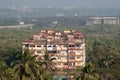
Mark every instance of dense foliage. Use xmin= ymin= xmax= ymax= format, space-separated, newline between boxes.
xmin=0 ymin=17 xmax=120 ymax=79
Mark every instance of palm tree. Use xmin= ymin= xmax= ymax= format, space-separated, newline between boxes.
xmin=11 ymin=50 xmax=39 ymax=80
xmin=0 ymin=61 xmax=12 ymax=80
xmin=0 ymin=61 xmax=6 ymax=80
xmin=77 ymin=62 xmax=100 ymax=80
xmin=42 ymin=52 xmax=55 ymax=71
xmin=38 ymin=52 xmax=56 ymax=80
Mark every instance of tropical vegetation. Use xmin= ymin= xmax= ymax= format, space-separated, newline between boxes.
xmin=0 ymin=17 xmax=120 ymax=79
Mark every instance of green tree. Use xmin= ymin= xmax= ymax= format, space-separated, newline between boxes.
xmin=11 ymin=50 xmax=39 ymax=80
xmin=77 ymin=62 xmax=100 ymax=80
xmin=38 ymin=52 xmax=56 ymax=80
xmin=0 ymin=61 xmax=12 ymax=80
xmin=42 ymin=52 xmax=55 ymax=71
xmin=100 ymin=55 xmax=114 ymax=68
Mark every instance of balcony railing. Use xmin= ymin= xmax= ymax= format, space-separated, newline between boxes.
xmin=68 ymin=59 xmax=76 ymax=62
xmin=63 ymin=65 xmax=76 ymax=69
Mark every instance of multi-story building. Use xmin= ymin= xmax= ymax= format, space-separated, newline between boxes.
xmin=22 ymin=30 xmax=85 ymax=74
xmin=86 ymin=17 xmax=120 ymax=25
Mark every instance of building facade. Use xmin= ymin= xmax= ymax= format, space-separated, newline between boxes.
xmin=86 ymin=17 xmax=120 ymax=25
xmin=22 ymin=30 xmax=85 ymax=74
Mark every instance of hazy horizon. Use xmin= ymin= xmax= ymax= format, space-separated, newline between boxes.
xmin=0 ymin=0 xmax=120 ymax=9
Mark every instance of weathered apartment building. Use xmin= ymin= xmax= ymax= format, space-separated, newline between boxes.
xmin=22 ymin=30 xmax=85 ymax=74
xmin=86 ymin=17 xmax=120 ymax=25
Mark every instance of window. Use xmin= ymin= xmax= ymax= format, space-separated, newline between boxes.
xmin=48 ymin=50 xmax=57 ymax=53
xmin=30 ymin=44 xmax=35 ymax=47
xmin=37 ymin=51 xmax=41 ymax=53
xmin=44 ymin=45 xmax=46 ymax=47
xmin=68 ymin=62 xmax=75 ymax=66
xmin=69 ymin=45 xmax=75 ymax=47
xmin=63 ymin=63 xmax=68 ymax=65
xmin=48 ymin=45 xmax=51 ymax=47
xmin=76 ymin=44 xmax=80 ymax=47
xmin=69 ymin=56 xmax=75 ymax=59
xmin=53 ymin=45 xmax=56 ymax=47
xmin=77 ymin=56 xmax=80 ymax=59
xmin=25 ymin=44 xmax=29 ymax=47
xmin=63 ymin=45 xmax=67 ymax=47
xmin=37 ymin=45 xmax=41 ymax=47
xmin=53 ymin=51 xmax=57 ymax=53
xmin=48 ymin=51 xmax=52 ymax=53
xmin=77 ymin=34 xmax=80 ymax=36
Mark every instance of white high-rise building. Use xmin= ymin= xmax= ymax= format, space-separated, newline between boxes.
xmin=22 ymin=30 xmax=85 ymax=74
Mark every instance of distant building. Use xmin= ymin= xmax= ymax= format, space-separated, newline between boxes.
xmin=19 ymin=22 xmax=24 ymax=25
xmin=56 ymin=14 xmax=65 ymax=17
xmin=22 ymin=30 xmax=85 ymax=74
xmin=86 ymin=17 xmax=120 ymax=25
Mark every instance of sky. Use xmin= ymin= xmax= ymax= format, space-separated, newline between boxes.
xmin=0 ymin=0 xmax=120 ymax=9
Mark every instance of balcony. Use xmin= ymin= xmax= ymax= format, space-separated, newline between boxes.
xmin=63 ymin=65 xmax=76 ymax=69
xmin=75 ymin=39 xmax=83 ymax=43
xmin=75 ymin=58 xmax=83 ymax=62
xmin=75 ymin=52 xmax=83 ymax=56
xmin=37 ymin=53 xmax=44 ymax=56
xmin=63 ymin=65 xmax=68 ymax=69
xmin=34 ymin=47 xmax=46 ymax=51
xmin=35 ymin=47 xmax=42 ymax=50
xmin=60 ymin=54 xmax=67 ymax=57
xmin=68 ymin=47 xmax=76 ymax=50
xmin=68 ymin=66 xmax=76 ymax=69
xmin=60 ymin=59 xmax=67 ymax=62
xmin=75 ymin=47 xmax=84 ymax=50
xmin=68 ymin=59 xmax=76 ymax=62
xmin=50 ymin=53 xmax=59 ymax=56
xmin=61 ymin=48 xmax=67 ymax=51
xmin=76 ymin=62 xmax=84 ymax=66
xmin=56 ymin=65 xmax=62 ymax=68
